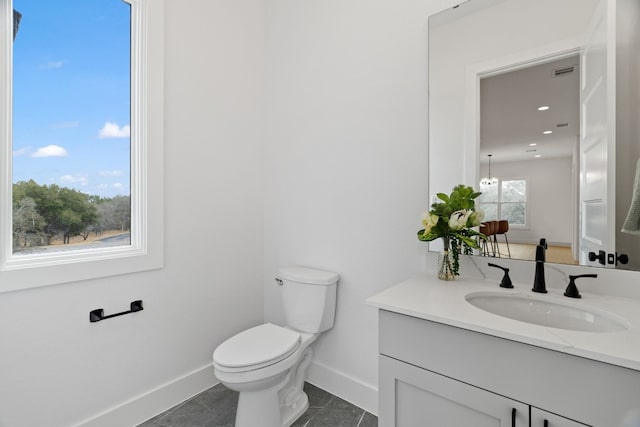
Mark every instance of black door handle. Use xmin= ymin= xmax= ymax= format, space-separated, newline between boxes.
xmin=588 ymin=250 xmax=606 ymax=265
xmin=544 ymin=420 xmax=549 ymax=427
xmin=512 ymin=408 xmax=516 ymax=427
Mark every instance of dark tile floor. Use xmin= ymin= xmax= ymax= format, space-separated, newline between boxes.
xmin=138 ymin=382 xmax=377 ymax=427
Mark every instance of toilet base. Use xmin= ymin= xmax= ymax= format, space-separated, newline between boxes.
xmin=279 ymin=347 xmax=314 ymax=426
xmin=234 ymin=373 xmax=290 ymax=427
xmin=281 ymin=392 xmax=309 ymax=427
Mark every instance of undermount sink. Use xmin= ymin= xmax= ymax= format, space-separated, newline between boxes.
xmin=465 ymin=291 xmax=629 ymax=333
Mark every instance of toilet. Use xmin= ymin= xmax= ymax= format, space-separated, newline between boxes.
xmin=213 ymin=266 xmax=339 ymax=427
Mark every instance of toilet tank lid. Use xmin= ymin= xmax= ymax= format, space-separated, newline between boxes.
xmin=278 ymin=267 xmax=339 ymax=286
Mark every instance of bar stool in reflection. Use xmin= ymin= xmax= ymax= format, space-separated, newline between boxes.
xmin=479 ymin=222 xmax=490 ymax=256
xmin=495 ymin=220 xmax=511 ymax=258
xmin=480 ymin=221 xmax=497 ymax=257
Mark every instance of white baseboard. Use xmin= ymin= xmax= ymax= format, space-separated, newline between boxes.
xmin=70 ymin=360 xmax=378 ymax=426
xmin=72 ymin=364 xmax=217 ymax=427
xmin=307 ymin=360 xmax=378 ymax=416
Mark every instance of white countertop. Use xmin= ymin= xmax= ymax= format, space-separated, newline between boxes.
xmin=367 ymin=274 xmax=640 ymax=372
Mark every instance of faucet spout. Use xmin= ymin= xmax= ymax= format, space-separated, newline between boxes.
xmin=535 ymin=243 xmax=546 ymax=262
xmin=532 ymin=244 xmax=547 ymax=293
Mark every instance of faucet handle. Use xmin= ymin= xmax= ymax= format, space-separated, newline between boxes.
xmin=488 ymin=263 xmax=513 ymax=288
xmin=564 ymin=274 xmax=598 ymax=299
xmin=539 ymin=238 xmax=548 ymax=250
xmin=535 ymin=245 xmax=546 ymax=262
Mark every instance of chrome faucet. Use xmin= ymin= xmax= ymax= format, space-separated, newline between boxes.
xmin=532 ymin=244 xmax=547 ymax=293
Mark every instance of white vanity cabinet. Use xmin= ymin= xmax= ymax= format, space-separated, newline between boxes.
xmin=380 ymin=355 xmax=588 ymax=427
xmin=381 ymin=355 xmax=529 ymax=426
xmin=377 ymin=309 xmax=640 ymax=427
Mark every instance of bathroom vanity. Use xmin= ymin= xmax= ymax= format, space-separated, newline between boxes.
xmin=367 ymin=275 xmax=640 ymax=427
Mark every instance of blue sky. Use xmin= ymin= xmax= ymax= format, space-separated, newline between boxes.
xmin=12 ymin=0 xmax=131 ymax=198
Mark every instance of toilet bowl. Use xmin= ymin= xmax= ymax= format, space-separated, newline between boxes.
xmin=213 ymin=267 xmax=339 ymax=427
xmin=214 ymin=324 xmax=317 ymax=426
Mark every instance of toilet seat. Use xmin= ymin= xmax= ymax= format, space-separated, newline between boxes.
xmin=213 ymin=323 xmax=301 ymax=372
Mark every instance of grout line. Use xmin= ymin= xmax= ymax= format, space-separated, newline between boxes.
xmin=355 ymin=410 xmax=366 ymax=427
xmin=302 ymin=408 xmax=315 ymax=427
xmin=320 ymin=395 xmax=334 ymax=409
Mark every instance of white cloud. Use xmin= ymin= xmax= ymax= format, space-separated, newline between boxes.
xmin=112 ymin=183 xmax=124 ymax=189
xmin=40 ymin=61 xmax=64 ymax=69
xmin=13 ymin=147 xmax=30 ymax=157
xmin=60 ymin=174 xmax=89 ymax=186
xmin=99 ymin=122 xmax=130 ymax=139
xmin=31 ymin=145 xmax=68 ymax=158
xmin=99 ymin=170 xmax=123 ymax=177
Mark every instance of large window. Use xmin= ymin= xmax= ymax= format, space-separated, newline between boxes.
xmin=478 ymin=179 xmax=527 ymax=226
xmin=12 ymin=0 xmax=132 ymax=255
xmin=1 ymin=0 xmax=165 ymax=292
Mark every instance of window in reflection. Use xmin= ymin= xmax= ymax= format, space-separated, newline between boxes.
xmin=479 ymin=179 xmax=527 ymax=226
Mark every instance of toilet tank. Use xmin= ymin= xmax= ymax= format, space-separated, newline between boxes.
xmin=277 ymin=267 xmax=339 ymax=333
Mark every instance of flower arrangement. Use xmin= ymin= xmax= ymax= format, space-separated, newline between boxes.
xmin=418 ymin=185 xmax=486 ymax=278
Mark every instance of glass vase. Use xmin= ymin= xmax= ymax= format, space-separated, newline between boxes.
xmin=438 ymin=249 xmax=456 ymax=281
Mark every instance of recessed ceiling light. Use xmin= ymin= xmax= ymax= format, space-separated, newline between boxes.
xmin=538 ymin=106 xmax=550 ymax=111
xmin=535 ymin=154 xmax=542 ymax=158
xmin=543 ymin=130 xmax=553 ymax=135
xmin=529 ymin=143 xmax=537 ymax=146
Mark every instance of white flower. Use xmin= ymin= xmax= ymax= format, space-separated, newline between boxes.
xmin=421 ymin=212 xmax=439 ymax=233
xmin=449 ymin=210 xmax=472 ymax=230
xmin=469 ymin=209 xmax=485 ymax=227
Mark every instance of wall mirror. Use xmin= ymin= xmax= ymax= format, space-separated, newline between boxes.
xmin=428 ymin=0 xmax=640 ymax=271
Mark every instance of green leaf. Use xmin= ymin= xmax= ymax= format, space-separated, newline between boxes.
xmin=417 ymin=229 xmax=439 ymax=242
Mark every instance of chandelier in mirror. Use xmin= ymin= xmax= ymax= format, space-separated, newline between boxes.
xmin=480 ymin=154 xmax=498 ymax=187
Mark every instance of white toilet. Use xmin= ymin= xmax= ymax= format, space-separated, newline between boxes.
xmin=213 ymin=266 xmax=339 ymax=427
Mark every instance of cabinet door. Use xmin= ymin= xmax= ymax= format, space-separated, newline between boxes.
xmin=531 ymin=407 xmax=592 ymax=427
xmin=379 ymin=355 xmax=528 ymax=427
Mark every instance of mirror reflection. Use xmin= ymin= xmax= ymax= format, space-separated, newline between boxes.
xmin=478 ymin=55 xmax=579 ymax=265
xmin=428 ymin=0 xmax=640 ymax=270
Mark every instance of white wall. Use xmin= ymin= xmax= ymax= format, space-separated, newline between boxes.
xmin=479 ymin=157 xmax=574 ymax=245
xmin=0 ymin=1 xmax=265 ymax=426
xmin=262 ymin=0 xmax=459 ymax=413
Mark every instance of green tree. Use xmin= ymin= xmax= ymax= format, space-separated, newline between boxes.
xmin=13 ymin=180 xmax=98 ymax=245
xmin=13 ymin=197 xmax=45 ymax=248
xmin=56 ymin=187 xmax=98 ymax=243
xmin=95 ymin=195 xmax=131 ymax=233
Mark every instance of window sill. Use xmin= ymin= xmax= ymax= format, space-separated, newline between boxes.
xmin=0 ymin=236 xmax=163 ymax=293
